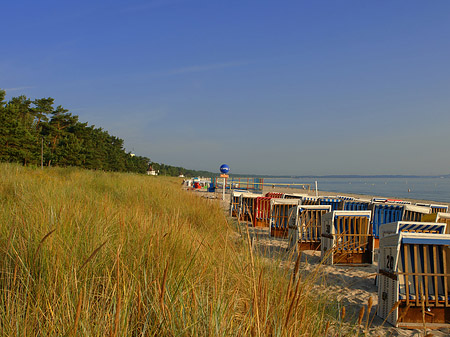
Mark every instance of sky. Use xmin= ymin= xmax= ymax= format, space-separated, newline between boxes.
xmin=2 ymin=0 xmax=450 ymax=176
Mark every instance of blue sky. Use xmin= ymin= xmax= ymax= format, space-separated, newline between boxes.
xmin=2 ymin=0 xmax=450 ymax=175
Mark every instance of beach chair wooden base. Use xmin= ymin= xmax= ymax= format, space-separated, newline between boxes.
xmin=397 ymin=304 xmax=450 ymax=329
xmin=374 ymin=238 xmax=379 ymax=249
xmin=397 ymin=322 xmax=450 ymax=329
xmin=333 ymin=251 xmax=372 ymax=265
xmin=232 ymin=210 xmax=238 ymax=217
xmin=254 ymin=219 xmax=269 ymax=228
xmin=271 ymin=228 xmax=288 ymax=238
xmin=298 ymin=241 xmax=320 ymax=251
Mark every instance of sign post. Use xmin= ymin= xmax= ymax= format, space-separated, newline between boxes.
xmin=219 ymin=164 xmax=230 ymax=200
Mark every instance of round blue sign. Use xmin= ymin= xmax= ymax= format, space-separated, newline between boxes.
xmin=220 ymin=164 xmax=230 ymax=174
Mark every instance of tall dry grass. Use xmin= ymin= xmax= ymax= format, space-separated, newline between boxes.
xmin=0 ymin=163 xmax=342 ymax=336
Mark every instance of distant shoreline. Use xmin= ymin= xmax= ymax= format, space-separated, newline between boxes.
xmin=230 ymin=174 xmax=450 ymax=179
xmin=260 ymin=185 xmax=450 ymax=207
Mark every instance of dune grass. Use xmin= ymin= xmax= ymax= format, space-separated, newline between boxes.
xmin=0 ymin=163 xmax=345 ymax=336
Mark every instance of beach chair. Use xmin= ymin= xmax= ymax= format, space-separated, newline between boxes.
xmin=239 ymin=193 xmax=259 ymax=222
xmin=422 ymin=213 xmax=450 ymax=234
xmin=337 ymin=195 xmax=355 ymax=201
xmin=253 ymin=197 xmax=273 ymax=228
xmin=436 ymin=213 xmax=450 ymax=230
xmin=265 ymin=192 xmax=284 ymax=198
xmin=378 ymin=231 xmax=450 ymax=328
xmin=371 ymin=203 xmax=431 ymax=249
xmin=321 ymin=211 xmax=373 ymax=265
xmin=379 ymin=221 xmax=446 ymax=240
xmin=376 ymin=221 xmax=447 ymax=287
xmin=402 ymin=204 xmax=431 ymax=222
xmin=416 ymin=203 xmax=449 ymax=214
xmin=319 ymin=197 xmax=342 ymax=211
xmin=370 ymin=203 xmax=404 ymax=241
xmin=340 ymin=199 xmax=371 ymax=211
xmin=270 ymin=199 xmax=300 ymax=238
xmin=230 ymin=191 xmax=244 ymax=217
xmin=301 ymin=196 xmax=320 ymax=206
xmin=287 ymin=205 xmax=331 ymax=251
xmin=387 ymin=199 xmax=412 ymax=205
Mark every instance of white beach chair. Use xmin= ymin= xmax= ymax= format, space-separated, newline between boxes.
xmin=378 ymin=231 xmax=450 ymax=328
xmin=321 ymin=211 xmax=373 ymax=265
xmin=379 ymin=221 xmax=446 ymax=240
xmin=269 ymin=199 xmax=300 ymax=238
xmin=287 ymin=205 xmax=331 ymax=251
xmin=239 ymin=192 xmax=260 ymax=222
xmin=230 ymin=191 xmax=244 ymax=217
xmin=416 ymin=203 xmax=449 ymax=214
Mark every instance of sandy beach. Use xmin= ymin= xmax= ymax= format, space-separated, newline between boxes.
xmin=194 ymin=186 xmax=450 ymax=336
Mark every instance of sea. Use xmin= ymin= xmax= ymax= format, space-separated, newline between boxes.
xmin=263 ymin=177 xmax=450 ymax=204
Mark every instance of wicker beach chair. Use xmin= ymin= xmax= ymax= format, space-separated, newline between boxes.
xmin=269 ymin=199 xmax=300 ymax=238
xmin=378 ymin=231 xmax=450 ymax=328
xmin=321 ymin=211 xmax=373 ymax=265
xmin=287 ymin=205 xmax=331 ymax=251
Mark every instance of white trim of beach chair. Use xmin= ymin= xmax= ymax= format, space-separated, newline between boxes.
xmin=378 ymin=232 xmax=450 ymax=328
xmin=270 ymin=199 xmax=301 ymax=238
xmin=287 ymin=205 xmax=331 ymax=251
xmin=321 ymin=211 xmax=373 ymax=265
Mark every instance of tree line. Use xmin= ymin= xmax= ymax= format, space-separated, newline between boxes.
xmin=0 ymin=90 xmax=140 ymax=174
xmin=0 ymin=90 xmax=217 ymax=177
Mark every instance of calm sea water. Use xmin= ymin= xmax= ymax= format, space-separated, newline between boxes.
xmin=264 ymin=177 xmax=450 ymax=204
